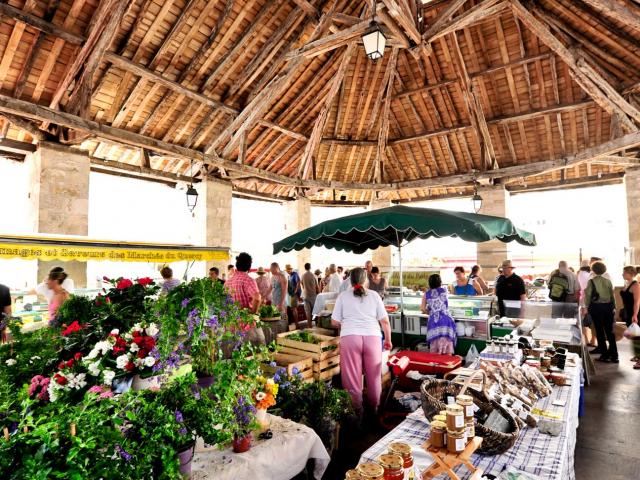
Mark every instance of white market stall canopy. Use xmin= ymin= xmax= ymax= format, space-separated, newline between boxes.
xmin=0 ymin=234 xmax=229 ymax=263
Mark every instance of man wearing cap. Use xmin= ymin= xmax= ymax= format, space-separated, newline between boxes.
xmin=301 ymin=263 xmax=318 ymax=324
xmin=495 ymin=260 xmax=526 ymax=317
xmin=255 ymin=267 xmax=272 ymax=304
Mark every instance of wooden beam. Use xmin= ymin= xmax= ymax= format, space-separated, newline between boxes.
xmin=139 ymin=148 xmax=151 ymax=168
xmin=451 ymin=33 xmax=496 ymax=168
xmin=0 ymin=138 xmax=37 ymax=152
xmin=390 ymin=99 xmax=592 ymax=145
xmin=422 ymin=0 xmax=469 ymax=39
xmin=377 ymin=7 xmax=411 ymax=48
xmin=292 ymin=0 xmax=318 ymax=18
xmin=0 ymin=2 xmax=84 ymax=44
xmin=0 ymin=113 xmax=45 ymax=140
xmin=510 ymin=0 xmax=639 ymax=132
xmin=374 ymin=48 xmax=399 ymax=183
xmin=425 ymin=0 xmax=507 ymax=43
xmin=299 ymin=43 xmax=356 ymax=179
xmin=104 ymin=53 xmax=238 ymax=116
xmin=284 ymin=20 xmax=370 ymax=59
xmin=330 ymin=12 xmax=361 ymax=26
xmin=578 ymin=0 xmax=640 ymax=36
xmin=321 ymin=138 xmax=378 ymax=146
xmin=259 ymin=120 xmax=308 ymax=142
xmin=381 ymin=0 xmax=422 ymax=43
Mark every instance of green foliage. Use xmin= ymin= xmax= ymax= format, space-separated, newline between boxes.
xmin=259 ymin=304 xmax=281 ymax=319
xmin=286 ymin=331 xmax=320 ymax=344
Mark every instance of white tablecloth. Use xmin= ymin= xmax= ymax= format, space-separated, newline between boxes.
xmin=192 ymin=414 xmax=330 ymax=480
xmin=312 ymin=292 xmax=339 ymax=317
xmin=361 ymin=362 xmax=583 ymax=479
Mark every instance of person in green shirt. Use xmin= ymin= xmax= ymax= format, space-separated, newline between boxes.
xmin=584 ymin=261 xmax=618 ymax=363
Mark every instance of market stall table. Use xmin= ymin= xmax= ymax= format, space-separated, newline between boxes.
xmin=360 ymin=362 xmax=583 ymax=479
xmin=191 ymin=414 xmax=330 ymax=480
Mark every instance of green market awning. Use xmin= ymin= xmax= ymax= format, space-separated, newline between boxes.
xmin=273 ymin=205 xmax=536 ymax=254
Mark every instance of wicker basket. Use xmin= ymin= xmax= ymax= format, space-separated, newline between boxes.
xmin=420 ymin=370 xmax=520 ymax=455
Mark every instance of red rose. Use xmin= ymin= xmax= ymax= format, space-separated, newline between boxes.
xmin=125 ymin=362 xmax=135 ymax=372
xmin=54 ymin=374 xmax=67 ymax=386
xmin=113 ymin=346 xmax=125 ymax=355
xmin=62 ymin=321 xmax=83 ymax=336
xmin=58 ymin=361 xmax=65 ymax=370
xmin=105 ymin=296 xmax=111 ymax=304
xmin=115 ymin=337 xmax=127 ymax=348
xmin=137 ymin=350 xmax=146 ymax=359
xmin=132 ymin=331 xmax=141 ymax=338
xmin=103 ymin=276 xmax=110 ymax=282
xmin=74 ymin=352 xmax=83 ymax=361
xmin=116 ymin=279 xmax=133 ymax=290
xmin=137 ymin=277 xmax=153 ymax=286
xmin=66 ymin=359 xmax=74 ymax=368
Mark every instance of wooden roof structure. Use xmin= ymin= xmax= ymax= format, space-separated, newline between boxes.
xmin=0 ymin=0 xmax=640 ymax=203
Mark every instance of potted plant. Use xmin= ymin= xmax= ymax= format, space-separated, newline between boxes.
xmin=231 ymin=395 xmax=257 ymax=453
xmin=252 ymin=375 xmax=278 ymax=430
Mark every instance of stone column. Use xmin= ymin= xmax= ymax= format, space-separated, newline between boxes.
xmin=625 ymin=168 xmax=640 ymax=264
xmin=26 ymin=144 xmax=90 ymax=287
xmin=283 ymin=197 xmax=311 ymax=271
xmin=369 ymin=197 xmax=392 ymax=269
xmin=476 ymin=186 xmax=510 ymax=273
xmin=195 ymin=179 xmax=233 ymax=275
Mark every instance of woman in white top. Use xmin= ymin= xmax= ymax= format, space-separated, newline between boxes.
xmin=331 ymin=268 xmax=392 ymax=416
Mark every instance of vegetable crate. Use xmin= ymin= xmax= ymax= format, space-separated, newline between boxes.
xmin=276 ymin=330 xmax=341 ymax=381
xmin=262 ymin=352 xmax=314 ymax=382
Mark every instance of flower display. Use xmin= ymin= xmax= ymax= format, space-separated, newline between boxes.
xmin=61 ymin=321 xmax=85 ymax=337
xmin=116 ymin=278 xmax=134 ymax=290
xmin=253 ymin=375 xmax=279 ymax=410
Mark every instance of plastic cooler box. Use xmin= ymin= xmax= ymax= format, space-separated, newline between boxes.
xmin=388 ymin=351 xmax=463 ymax=384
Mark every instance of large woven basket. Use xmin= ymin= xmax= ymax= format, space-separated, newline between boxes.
xmin=420 ymin=370 xmax=520 ymax=455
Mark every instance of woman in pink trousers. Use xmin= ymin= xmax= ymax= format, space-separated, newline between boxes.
xmin=332 ymin=268 xmax=392 ymax=418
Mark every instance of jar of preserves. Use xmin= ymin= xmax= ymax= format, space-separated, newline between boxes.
xmin=388 ymin=442 xmax=413 ymax=468
xmin=356 ymin=463 xmax=384 ymax=480
xmin=430 ymin=420 xmax=447 ymax=448
xmin=456 ymin=394 xmax=474 ymax=421
xmin=465 ymin=419 xmax=475 ymax=440
xmin=446 ymin=404 xmax=465 ymax=432
xmin=377 ymin=454 xmax=404 ymax=480
xmin=345 ymin=469 xmax=362 ymax=480
xmin=434 ymin=414 xmax=447 ymax=424
xmin=447 ymin=429 xmax=466 ymax=454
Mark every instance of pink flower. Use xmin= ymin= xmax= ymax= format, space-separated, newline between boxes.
xmin=99 ymin=391 xmax=114 ymax=399
xmin=88 ymin=385 xmax=103 ymax=394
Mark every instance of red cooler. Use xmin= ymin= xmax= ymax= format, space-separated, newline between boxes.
xmin=389 ymin=351 xmax=462 ymax=377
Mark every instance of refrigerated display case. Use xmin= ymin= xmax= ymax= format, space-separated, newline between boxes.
xmin=384 ymin=292 xmax=496 ymax=354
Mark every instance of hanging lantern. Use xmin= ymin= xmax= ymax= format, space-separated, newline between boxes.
xmin=472 ymin=192 xmax=483 ymax=213
xmin=362 ymin=22 xmax=386 ymax=60
xmin=186 ymin=184 xmax=199 ymax=212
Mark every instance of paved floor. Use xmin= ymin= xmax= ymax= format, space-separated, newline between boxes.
xmin=574 ymin=341 xmax=640 ymax=480
xmin=319 ymin=342 xmax=640 ymax=479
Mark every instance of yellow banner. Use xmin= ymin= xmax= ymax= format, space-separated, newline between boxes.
xmin=0 ymin=242 xmax=229 ymax=263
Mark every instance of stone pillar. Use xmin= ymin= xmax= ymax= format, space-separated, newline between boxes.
xmin=195 ymin=179 xmax=233 ymax=275
xmin=476 ymin=186 xmax=510 ymax=273
xmin=625 ymin=168 xmax=640 ymax=264
xmin=283 ymin=197 xmax=311 ymax=271
xmin=369 ymin=198 xmax=392 ymax=269
xmin=26 ymin=144 xmax=90 ymax=287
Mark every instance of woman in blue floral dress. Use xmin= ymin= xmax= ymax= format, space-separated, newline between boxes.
xmin=420 ymin=274 xmax=457 ymax=354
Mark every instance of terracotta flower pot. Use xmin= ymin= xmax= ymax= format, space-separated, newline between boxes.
xmin=232 ymin=434 xmax=251 ymax=453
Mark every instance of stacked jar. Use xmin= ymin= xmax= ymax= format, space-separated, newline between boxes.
xmin=456 ymin=394 xmax=476 ymax=443
xmin=430 ymin=420 xmax=447 ymax=448
xmin=355 ymin=463 xmax=384 ymax=480
xmin=388 ymin=442 xmax=413 ymax=469
xmin=446 ymin=404 xmax=467 ymax=454
xmin=377 ymin=454 xmax=404 ymax=480
xmin=345 ymin=469 xmax=362 ymax=480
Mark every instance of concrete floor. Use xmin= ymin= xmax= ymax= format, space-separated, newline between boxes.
xmin=574 ymin=341 xmax=640 ymax=480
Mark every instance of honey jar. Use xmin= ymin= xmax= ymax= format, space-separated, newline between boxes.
xmin=430 ymin=420 xmax=447 ymax=448
xmin=388 ymin=442 xmax=413 ymax=468
xmin=456 ymin=394 xmax=474 ymax=421
xmin=356 ymin=462 xmax=384 ymax=480
xmin=446 ymin=404 xmax=465 ymax=432
xmin=434 ymin=414 xmax=447 ymax=424
xmin=377 ymin=454 xmax=404 ymax=480
xmin=345 ymin=469 xmax=362 ymax=480
xmin=447 ymin=429 xmax=466 ymax=454
xmin=465 ymin=419 xmax=475 ymax=440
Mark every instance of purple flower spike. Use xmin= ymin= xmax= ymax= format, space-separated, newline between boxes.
xmin=178 ymin=427 xmax=188 ymax=435
xmin=116 ymin=445 xmax=132 ymax=462
xmin=181 ymin=298 xmax=190 ymax=308
xmin=175 ymin=410 xmax=184 ymax=423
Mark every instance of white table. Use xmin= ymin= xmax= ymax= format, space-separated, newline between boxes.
xmin=361 ymin=361 xmax=583 ymax=479
xmin=312 ymin=292 xmax=339 ymax=317
xmin=192 ymin=414 xmax=330 ymax=480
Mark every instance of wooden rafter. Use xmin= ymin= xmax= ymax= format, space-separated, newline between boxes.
xmin=381 ymin=0 xmax=421 ymax=43
xmin=424 ymin=0 xmax=508 ymax=43
xmin=449 ymin=34 xmax=496 ymax=169
xmin=374 ymin=48 xmax=399 ymax=183
xmin=510 ymin=0 xmax=640 ymax=133
xmin=292 ymin=0 xmax=319 ymax=18
xmin=299 ymin=43 xmax=356 ymax=179
xmin=578 ymin=0 xmax=640 ymax=36
xmin=422 ymin=0 xmax=469 ymax=39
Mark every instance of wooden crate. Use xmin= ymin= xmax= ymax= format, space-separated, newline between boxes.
xmin=314 ymin=364 xmax=340 ymax=381
xmin=262 ymin=352 xmax=313 ymax=381
xmin=276 ymin=331 xmax=340 ymax=361
xmin=313 ymin=353 xmax=341 ymax=381
xmin=302 ymin=327 xmax=338 ymax=337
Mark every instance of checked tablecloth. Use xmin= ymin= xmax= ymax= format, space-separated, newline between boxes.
xmin=361 ymin=362 xmax=583 ymax=480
